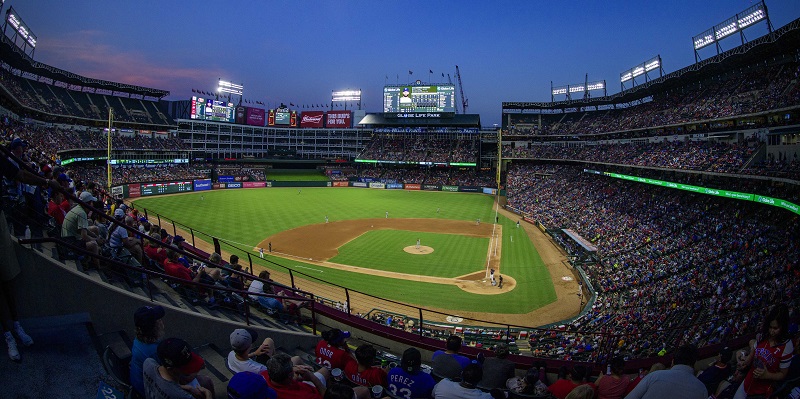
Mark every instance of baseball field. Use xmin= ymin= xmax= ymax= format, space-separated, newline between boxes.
xmin=132 ymin=187 xmax=579 ymax=327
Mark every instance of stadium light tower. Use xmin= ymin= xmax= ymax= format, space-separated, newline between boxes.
xmin=331 ymin=89 xmax=362 ymax=111
xmin=217 ymin=80 xmax=244 ymax=104
xmin=692 ymin=1 xmax=772 ymax=62
xmin=3 ymin=7 xmax=37 ymax=58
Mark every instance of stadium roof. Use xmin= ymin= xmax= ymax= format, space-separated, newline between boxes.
xmin=0 ymin=34 xmax=170 ymax=98
xmin=358 ymin=113 xmax=481 ymax=127
xmin=503 ymin=17 xmax=800 ymax=111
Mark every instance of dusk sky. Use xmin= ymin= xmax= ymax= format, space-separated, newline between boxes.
xmin=10 ymin=1 xmax=800 ymax=127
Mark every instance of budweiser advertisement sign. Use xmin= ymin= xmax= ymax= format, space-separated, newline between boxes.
xmin=300 ymin=111 xmax=324 ymax=128
xmin=326 ymin=110 xmax=352 ymax=128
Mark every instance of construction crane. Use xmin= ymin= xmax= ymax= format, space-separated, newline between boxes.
xmin=455 ymin=65 xmax=468 ymax=114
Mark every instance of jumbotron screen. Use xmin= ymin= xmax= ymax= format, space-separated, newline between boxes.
xmin=383 ymin=84 xmax=456 ymax=113
xmin=190 ymin=96 xmax=235 ymax=123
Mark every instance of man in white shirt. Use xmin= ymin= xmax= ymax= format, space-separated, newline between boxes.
xmin=227 ymin=329 xmax=274 ymax=374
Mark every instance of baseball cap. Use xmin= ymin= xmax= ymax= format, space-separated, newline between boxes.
xmin=227 ymin=371 xmax=277 ymax=399
xmin=114 ymin=208 xmax=125 ymax=219
xmin=56 ymin=173 xmax=72 ymax=183
xmin=78 ymin=191 xmax=97 ymax=203
xmin=134 ymin=305 xmax=165 ymax=329
xmin=230 ymin=329 xmax=256 ymax=352
xmin=9 ymin=138 xmax=27 ymax=150
xmin=157 ymin=338 xmax=205 ymax=374
xmin=329 ymin=328 xmax=351 ymax=345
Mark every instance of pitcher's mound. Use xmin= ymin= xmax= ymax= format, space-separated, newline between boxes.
xmin=404 ymin=245 xmax=434 ymax=255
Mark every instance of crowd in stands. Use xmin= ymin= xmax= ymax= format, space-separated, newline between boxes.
xmin=0 ymin=67 xmax=173 ymax=126
xmin=508 ymin=63 xmax=800 ymax=137
xmin=506 ymin=164 xmax=799 ymax=365
xmin=359 ymin=134 xmax=480 ymax=165
xmin=503 ymin=140 xmax=757 ymax=174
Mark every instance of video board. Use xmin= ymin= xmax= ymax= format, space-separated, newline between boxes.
xmin=383 ymin=84 xmax=456 ymax=114
xmin=140 ymin=181 xmax=194 ymax=196
xmin=190 ymin=96 xmax=235 ymax=123
xmin=268 ymin=108 xmax=297 ymax=127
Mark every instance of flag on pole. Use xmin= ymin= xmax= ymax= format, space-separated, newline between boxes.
xmin=409 ymin=70 xmax=413 ymax=75
xmin=429 ymin=69 xmax=433 ymax=74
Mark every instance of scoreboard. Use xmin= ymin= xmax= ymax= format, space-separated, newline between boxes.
xmin=190 ymin=96 xmax=235 ymax=122
xmin=140 ymin=181 xmax=193 ymax=196
xmin=383 ymin=84 xmax=456 ymax=114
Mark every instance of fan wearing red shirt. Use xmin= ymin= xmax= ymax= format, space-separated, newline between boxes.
xmin=315 ymin=328 xmax=353 ymax=370
xmin=736 ymin=305 xmax=794 ymax=398
xmin=344 ymin=344 xmax=388 ymax=388
xmin=262 ymin=353 xmax=327 ymax=399
xmin=548 ymin=365 xmax=591 ymax=399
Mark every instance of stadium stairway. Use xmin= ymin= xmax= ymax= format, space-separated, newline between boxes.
xmin=0 ymin=313 xmax=110 ymax=398
xmin=8 ymin=236 xmax=322 ymax=393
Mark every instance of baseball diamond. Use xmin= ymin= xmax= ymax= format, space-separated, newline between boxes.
xmin=133 ymin=187 xmax=577 ymax=326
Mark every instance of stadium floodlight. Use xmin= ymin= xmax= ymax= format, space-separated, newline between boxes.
xmin=620 ymin=55 xmax=662 ymax=89
xmin=551 ymin=87 xmax=567 ymax=96
xmin=714 ymin=16 xmax=739 ymax=40
xmin=692 ymin=1 xmax=771 ymax=61
xmin=737 ymin=7 xmax=765 ymax=29
xmin=568 ymin=85 xmax=585 ymax=93
xmin=586 ymin=81 xmax=605 ymax=91
xmin=5 ymin=7 xmax=37 ymax=54
xmin=620 ymin=71 xmax=633 ymax=83
xmin=644 ymin=56 xmax=661 ymax=72
xmin=331 ymin=89 xmax=361 ymax=102
xmin=217 ymin=80 xmax=243 ymax=96
xmin=693 ymin=29 xmax=716 ymax=50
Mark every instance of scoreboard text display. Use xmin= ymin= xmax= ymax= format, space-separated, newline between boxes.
xmin=140 ymin=181 xmax=194 ymax=196
xmin=383 ymin=84 xmax=455 ymax=113
xmin=190 ymin=96 xmax=235 ymax=123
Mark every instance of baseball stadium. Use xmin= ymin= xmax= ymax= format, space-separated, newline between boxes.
xmin=1 ymin=1 xmax=800 ymax=398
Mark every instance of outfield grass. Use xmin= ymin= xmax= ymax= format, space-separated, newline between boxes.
xmin=133 ymin=187 xmax=556 ymax=314
xmin=330 ymin=230 xmax=489 ymax=278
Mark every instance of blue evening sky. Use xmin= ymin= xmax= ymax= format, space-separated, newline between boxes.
xmin=9 ymin=1 xmax=800 ymax=126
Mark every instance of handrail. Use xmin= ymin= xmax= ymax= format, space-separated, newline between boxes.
xmin=19 ymin=235 xmax=316 ymax=330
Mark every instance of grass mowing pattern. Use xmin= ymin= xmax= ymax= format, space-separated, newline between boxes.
xmin=134 ymin=188 xmax=557 ymax=314
xmin=330 ymin=230 xmax=489 ymax=278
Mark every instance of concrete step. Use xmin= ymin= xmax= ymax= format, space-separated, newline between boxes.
xmin=0 ymin=313 xmax=111 ymax=398
xmin=195 ymin=343 xmax=233 ymax=399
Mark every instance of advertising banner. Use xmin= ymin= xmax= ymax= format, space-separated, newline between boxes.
xmin=219 ymin=176 xmax=235 ymax=183
xmin=243 ymin=181 xmax=266 ymax=188
xmin=213 ymin=183 xmax=224 ymax=189
xmin=333 ymin=181 xmax=349 ymax=187
xmin=326 ymin=111 xmax=352 ymax=128
xmin=128 ymin=184 xmax=141 ymax=198
xmin=441 ymin=185 xmax=459 ymax=192
xmin=458 ymin=186 xmax=480 ymax=192
xmin=404 ymin=183 xmax=421 ymax=190
xmin=111 ymin=185 xmax=124 ymax=198
xmin=235 ymin=106 xmax=247 ymax=125
xmin=600 ymin=170 xmax=800 ymax=216
xmin=353 ymin=182 xmax=367 ymax=188
xmin=386 ymin=183 xmax=403 ymax=189
xmin=246 ymin=108 xmax=266 ymax=126
xmin=226 ymin=182 xmax=242 ymax=189
xmin=482 ymin=188 xmax=498 ymax=195
xmin=300 ymin=111 xmax=324 ymax=128
xmin=422 ymin=184 xmax=440 ymax=191
xmin=194 ymin=179 xmax=212 ymax=191
xmin=369 ymin=182 xmax=386 ymax=189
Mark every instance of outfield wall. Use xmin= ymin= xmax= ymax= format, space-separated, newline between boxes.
xmin=114 ymin=179 xmax=502 ymax=199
